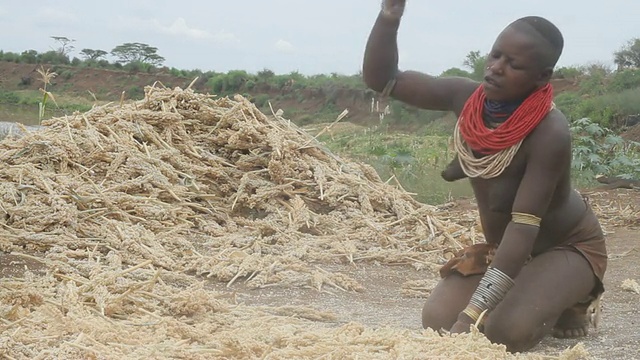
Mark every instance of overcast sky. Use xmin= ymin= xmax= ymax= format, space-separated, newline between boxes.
xmin=1 ymin=1 xmax=638 ymax=76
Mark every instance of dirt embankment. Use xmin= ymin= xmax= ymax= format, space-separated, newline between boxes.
xmin=0 ymin=62 xmax=197 ymax=98
xmin=622 ymin=122 xmax=640 ymax=142
xmin=0 ymin=62 xmax=579 ymax=129
xmin=0 ymin=62 xmax=384 ymax=125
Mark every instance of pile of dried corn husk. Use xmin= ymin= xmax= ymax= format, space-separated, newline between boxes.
xmin=0 ymin=84 xmax=587 ymax=358
xmin=0 ymin=84 xmax=479 ymax=292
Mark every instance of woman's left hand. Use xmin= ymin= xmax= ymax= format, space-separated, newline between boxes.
xmin=450 ymin=318 xmax=473 ymax=334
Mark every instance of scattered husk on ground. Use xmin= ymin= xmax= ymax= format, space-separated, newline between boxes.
xmin=621 ymin=279 xmax=640 ymax=294
xmin=0 ymin=84 xmax=587 ymax=358
xmin=583 ymin=191 xmax=640 ymax=228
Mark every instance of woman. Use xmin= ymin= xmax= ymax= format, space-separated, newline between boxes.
xmin=362 ymin=0 xmax=607 ymax=353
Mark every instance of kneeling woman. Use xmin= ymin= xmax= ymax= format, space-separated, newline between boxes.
xmin=362 ymin=1 xmax=607 ymax=352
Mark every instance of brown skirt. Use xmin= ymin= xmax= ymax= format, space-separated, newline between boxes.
xmin=440 ymin=202 xmax=607 ymax=297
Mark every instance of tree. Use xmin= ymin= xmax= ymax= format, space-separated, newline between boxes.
xmin=110 ymin=42 xmax=165 ymax=66
xmin=80 ymin=48 xmax=108 ymax=61
xmin=462 ymin=50 xmax=488 ymax=81
xmin=614 ymin=38 xmax=640 ymax=70
xmin=51 ymin=36 xmax=75 ymax=56
xmin=440 ymin=67 xmax=473 ymax=78
xmin=43 ymin=51 xmax=69 ymax=64
xmin=577 ymin=63 xmax=611 ymax=96
xmin=552 ymin=66 xmax=584 ymax=81
xmin=20 ymin=50 xmax=39 ymax=64
xmin=257 ymin=68 xmax=275 ymax=82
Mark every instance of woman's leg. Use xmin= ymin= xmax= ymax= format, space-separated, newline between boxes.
xmin=421 ymin=273 xmax=482 ymax=331
xmin=483 ymin=249 xmax=597 ymax=352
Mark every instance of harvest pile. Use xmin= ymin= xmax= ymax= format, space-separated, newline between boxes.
xmin=0 ymin=84 xmax=586 ymax=358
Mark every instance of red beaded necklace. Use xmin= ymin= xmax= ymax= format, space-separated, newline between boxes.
xmin=458 ymin=83 xmax=554 ymax=155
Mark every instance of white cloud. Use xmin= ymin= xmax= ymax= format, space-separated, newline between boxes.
xmin=211 ymin=29 xmax=240 ymax=44
xmin=114 ymin=16 xmax=239 ymax=43
xmin=34 ymin=7 xmax=78 ymax=25
xmin=161 ymin=18 xmax=211 ymax=39
xmin=274 ymin=39 xmax=294 ymax=53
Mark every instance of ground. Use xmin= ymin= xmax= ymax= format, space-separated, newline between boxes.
xmin=210 ymin=189 xmax=640 ymax=359
xmin=0 ymin=189 xmax=637 ymax=358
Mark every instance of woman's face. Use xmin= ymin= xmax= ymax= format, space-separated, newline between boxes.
xmin=483 ymin=26 xmax=552 ymax=102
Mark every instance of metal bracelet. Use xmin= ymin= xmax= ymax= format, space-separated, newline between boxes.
xmin=462 ymin=306 xmax=482 ymax=322
xmin=511 ymin=212 xmax=541 ymax=227
xmin=469 ymin=267 xmax=515 ymax=312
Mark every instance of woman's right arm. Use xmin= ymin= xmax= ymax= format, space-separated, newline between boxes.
xmin=362 ymin=0 xmax=478 ymax=112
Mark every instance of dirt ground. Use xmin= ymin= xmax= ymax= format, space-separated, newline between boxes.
xmin=211 ymin=189 xmax=640 ymax=359
xmin=1 ymin=188 xmax=637 ymax=359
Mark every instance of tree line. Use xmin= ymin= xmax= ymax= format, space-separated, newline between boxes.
xmin=0 ymin=37 xmax=165 ymax=72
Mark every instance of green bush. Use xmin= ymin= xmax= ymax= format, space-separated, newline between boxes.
xmin=127 ymin=86 xmax=144 ymax=99
xmin=253 ymin=94 xmax=271 ymax=108
xmin=571 ymin=117 xmax=640 ymax=179
xmin=557 ymin=85 xmax=640 ymax=128
xmin=553 ymin=66 xmax=583 ymax=80
xmin=124 ymin=61 xmax=154 ymax=73
xmin=1 ymin=51 xmax=20 ymax=63
xmin=245 ymin=80 xmax=256 ymax=90
xmin=59 ymin=70 xmax=75 ymax=80
xmin=439 ymin=67 xmax=474 ymax=79
xmin=607 ymin=69 xmax=640 ymax=92
xmin=554 ymin=92 xmax=583 ymax=119
xmin=0 ymin=91 xmax=21 ymax=104
xmin=208 ymin=74 xmax=226 ymax=94
xmin=20 ymin=50 xmax=39 ymax=64
xmin=38 ymin=50 xmax=70 ymax=65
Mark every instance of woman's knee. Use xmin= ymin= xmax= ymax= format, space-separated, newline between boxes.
xmin=421 ymin=299 xmax=457 ymax=331
xmin=421 ymin=274 xmax=482 ymax=331
xmin=483 ymin=310 xmax=547 ymax=353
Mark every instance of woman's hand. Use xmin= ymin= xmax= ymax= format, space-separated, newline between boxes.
xmin=450 ymin=317 xmax=474 ymax=334
xmin=381 ymin=0 xmax=406 ymax=20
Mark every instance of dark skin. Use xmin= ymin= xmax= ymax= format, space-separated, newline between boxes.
xmin=363 ymin=3 xmax=598 ymax=353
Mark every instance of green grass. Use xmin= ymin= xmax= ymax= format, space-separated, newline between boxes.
xmin=317 ymin=129 xmax=472 ymax=204
xmin=316 ymin=127 xmax=623 ymax=205
xmin=0 ymin=90 xmax=97 ymax=125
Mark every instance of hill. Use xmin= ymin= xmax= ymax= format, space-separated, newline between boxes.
xmin=0 ymin=61 xmax=579 ymax=132
xmin=0 ymin=62 xmax=388 ymax=126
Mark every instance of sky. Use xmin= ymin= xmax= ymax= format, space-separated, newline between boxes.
xmin=1 ymin=1 xmax=638 ymax=76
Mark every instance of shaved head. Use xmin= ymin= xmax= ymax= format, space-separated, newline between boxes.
xmin=507 ymin=16 xmax=564 ymax=69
